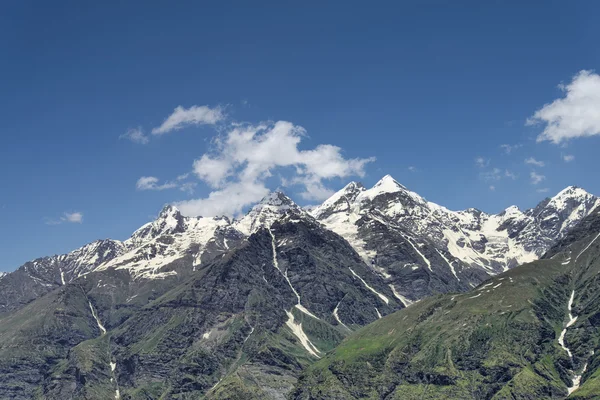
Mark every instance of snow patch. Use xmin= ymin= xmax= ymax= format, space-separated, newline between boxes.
xmin=435 ymin=249 xmax=459 ymax=280
xmin=333 ymin=301 xmax=350 ymax=330
xmin=88 ymin=301 xmax=106 ymax=335
xmin=284 ymin=310 xmax=321 ymax=358
xmin=389 ymin=284 xmax=413 ymax=307
xmin=405 ymin=237 xmax=432 ymax=271
xmin=558 ymin=290 xmax=588 ymax=394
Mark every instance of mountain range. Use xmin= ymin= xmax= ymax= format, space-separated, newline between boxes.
xmin=0 ymin=175 xmax=598 ymax=399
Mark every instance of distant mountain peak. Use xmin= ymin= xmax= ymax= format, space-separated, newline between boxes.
xmin=499 ymin=205 xmax=522 ymax=217
xmin=373 ymin=174 xmax=404 ymax=190
xmin=257 ymin=191 xmax=296 ymax=208
xmin=235 ymin=190 xmax=304 ymax=235
xmin=159 ymin=204 xmax=182 ymax=219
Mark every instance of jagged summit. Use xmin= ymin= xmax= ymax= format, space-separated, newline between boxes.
xmin=158 ymin=204 xmax=181 ymax=219
xmin=257 ymin=190 xmax=297 ymax=208
xmin=373 ymin=174 xmax=404 ymax=189
xmin=235 ymin=190 xmax=305 ymax=235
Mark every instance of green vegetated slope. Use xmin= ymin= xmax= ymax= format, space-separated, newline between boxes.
xmin=292 ymin=210 xmax=600 ymax=399
xmin=0 ymin=217 xmax=402 ymax=399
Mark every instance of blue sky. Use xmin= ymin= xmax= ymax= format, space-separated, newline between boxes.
xmin=2 ymin=1 xmax=600 ymax=271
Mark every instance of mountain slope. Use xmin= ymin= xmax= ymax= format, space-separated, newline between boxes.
xmin=311 ymin=176 xmax=599 ymax=303
xmin=0 ymin=203 xmax=403 ymax=399
xmin=292 ymin=208 xmax=600 ymax=399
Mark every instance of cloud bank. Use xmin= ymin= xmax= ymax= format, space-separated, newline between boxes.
xmin=528 ymin=70 xmax=600 ymax=144
xmin=174 ymin=121 xmax=375 ymax=217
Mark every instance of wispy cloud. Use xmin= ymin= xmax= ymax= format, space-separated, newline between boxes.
xmin=46 ymin=211 xmax=83 ymax=225
xmin=408 ymin=166 xmax=417 ymax=172
xmin=537 ymin=188 xmax=550 ymax=193
xmin=524 ymin=157 xmax=545 ymax=167
xmin=530 ymin=171 xmax=546 ymax=185
xmin=480 ymin=168 xmax=502 ymax=181
xmin=489 ymin=185 xmax=496 ymax=191
xmin=499 ymin=143 xmax=522 ymax=154
xmin=135 ymin=176 xmax=196 ymax=193
xmin=475 ymin=156 xmax=490 ymax=168
xmin=174 ymin=121 xmax=375 ymax=217
xmin=527 ymin=70 xmax=600 ymax=144
xmin=120 ymin=127 xmax=149 ymax=144
xmin=480 ymin=168 xmax=517 ymax=182
xmin=562 ymin=154 xmax=575 ymax=162
xmin=152 ymin=105 xmax=225 ymax=135
xmin=136 ymin=176 xmax=178 ymax=191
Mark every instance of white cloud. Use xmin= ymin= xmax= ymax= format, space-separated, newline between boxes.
xmin=46 ymin=211 xmax=84 ymax=225
xmin=176 ymin=181 xmax=270 ymax=217
xmin=524 ymin=157 xmax=545 ymax=167
xmin=475 ymin=157 xmax=489 ymax=168
xmin=192 ymin=155 xmax=233 ymax=187
xmin=537 ymin=188 xmax=550 ymax=193
xmin=63 ymin=212 xmax=83 ymax=223
xmin=530 ymin=171 xmax=546 ymax=185
xmin=176 ymin=121 xmax=375 ymax=216
xmin=528 ymin=70 xmax=600 ymax=144
xmin=136 ymin=176 xmax=178 ymax=191
xmin=500 ymin=144 xmax=522 ymax=154
xmin=504 ymin=170 xmax=517 ymax=180
xmin=152 ymin=105 xmax=225 ymax=135
xmin=120 ymin=127 xmax=149 ymax=144
xmin=408 ymin=166 xmax=417 ymax=172
xmin=563 ymin=154 xmax=575 ymax=162
xmin=489 ymin=185 xmax=496 ymax=191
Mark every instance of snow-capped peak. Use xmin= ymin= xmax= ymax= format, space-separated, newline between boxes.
xmin=257 ymin=191 xmax=297 ymax=208
xmin=359 ymin=175 xmax=425 ymax=206
xmin=311 ymin=182 xmax=365 ymax=219
xmin=159 ymin=204 xmax=181 ymax=219
xmin=371 ymin=174 xmax=405 ymax=192
xmin=129 ymin=205 xmax=185 ymax=246
xmin=499 ymin=205 xmax=523 ymax=217
xmin=547 ymin=186 xmax=597 ymax=210
xmin=235 ymin=191 xmax=304 ymax=235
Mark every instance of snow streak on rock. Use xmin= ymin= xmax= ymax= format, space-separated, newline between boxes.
xmin=436 ymin=249 xmax=459 ymax=281
xmin=574 ymin=232 xmax=600 ymax=264
xmin=268 ymin=228 xmax=322 ymax=357
xmin=268 ymin=228 xmax=320 ymax=320
xmin=405 ymin=237 xmax=432 ymax=271
xmin=389 ymin=284 xmax=413 ymax=307
xmin=349 ymin=267 xmax=389 ymax=304
xmin=88 ymin=301 xmax=106 ymax=335
xmin=333 ymin=301 xmax=350 ymax=331
xmin=285 ymin=310 xmax=321 ymax=358
xmin=558 ymin=290 xmax=588 ymax=395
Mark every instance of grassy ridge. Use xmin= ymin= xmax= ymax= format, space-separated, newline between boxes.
xmin=292 ymin=232 xmax=600 ymax=399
